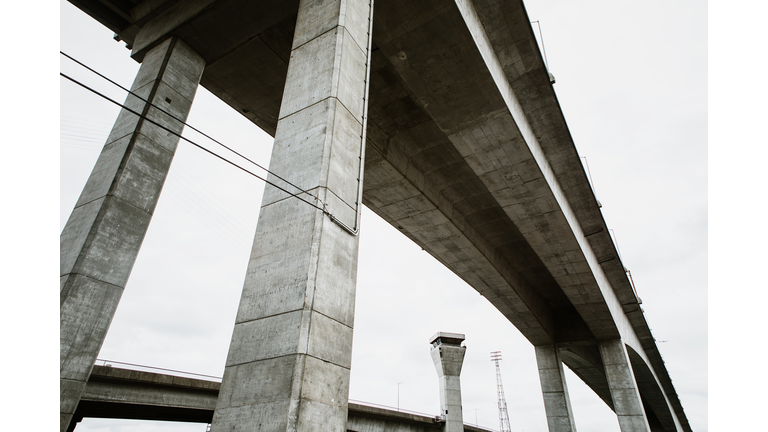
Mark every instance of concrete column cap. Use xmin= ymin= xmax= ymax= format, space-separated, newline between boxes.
xmin=429 ymin=332 xmax=465 ymax=345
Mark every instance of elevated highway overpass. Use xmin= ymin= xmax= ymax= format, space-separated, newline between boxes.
xmin=60 ymin=0 xmax=693 ymax=431
xmin=69 ymin=365 xmax=493 ymax=432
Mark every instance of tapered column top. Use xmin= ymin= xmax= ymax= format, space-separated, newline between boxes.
xmin=430 ymin=332 xmax=465 ymax=347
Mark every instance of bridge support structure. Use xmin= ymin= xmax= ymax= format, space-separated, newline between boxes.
xmin=535 ymin=345 xmax=577 ymax=432
xmin=536 ymin=341 xmax=655 ymax=432
xmin=59 ymin=37 xmax=205 ymax=432
xmin=599 ymin=340 xmax=652 ymax=431
xmin=210 ymin=0 xmax=373 ymax=431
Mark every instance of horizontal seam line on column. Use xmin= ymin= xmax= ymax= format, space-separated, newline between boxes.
xmin=109 ymin=194 xmax=155 ymax=216
xmin=103 ymin=132 xmax=133 ymax=147
xmin=59 ymin=272 xmax=125 ymax=290
xmin=60 ymin=377 xmax=87 ymax=383
xmin=235 ymin=308 xmax=352 ymax=330
xmin=291 ymin=25 xmax=339 ymax=51
xmin=72 ymin=195 xmax=107 ymax=211
xmin=235 ymin=308 xmax=303 ymax=325
xmin=277 ymin=94 xmax=364 ymax=126
xmin=324 ymin=188 xmax=357 ymax=212
xmin=225 ymin=353 xmax=350 ymax=370
xmin=312 ymin=309 xmax=353 ymax=330
xmin=291 ymin=21 xmax=372 ymax=54
xmin=261 ymin=186 xmax=323 ymax=209
xmin=130 ymin=130 xmax=180 ymax=155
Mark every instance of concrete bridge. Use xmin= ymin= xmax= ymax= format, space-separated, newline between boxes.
xmin=60 ymin=0 xmax=693 ymax=431
xmin=69 ymin=365 xmax=493 ymax=432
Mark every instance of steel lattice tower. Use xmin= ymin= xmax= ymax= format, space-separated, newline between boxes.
xmin=491 ymin=351 xmax=512 ymax=432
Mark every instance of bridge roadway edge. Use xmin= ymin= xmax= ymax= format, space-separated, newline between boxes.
xmin=479 ymin=3 xmax=691 ymax=430
xmin=365 ymin=0 xmax=689 ymax=428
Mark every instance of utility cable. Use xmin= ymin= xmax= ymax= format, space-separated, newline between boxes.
xmin=61 ymin=116 xmax=255 ymax=252
xmin=60 ymin=51 xmax=320 ymax=207
xmin=60 ymin=72 xmax=331 ymax=216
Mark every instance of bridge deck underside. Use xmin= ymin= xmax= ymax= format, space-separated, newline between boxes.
xmin=167 ymin=0 xmax=621 ymax=347
xmin=68 ymin=0 xmax=690 ymax=430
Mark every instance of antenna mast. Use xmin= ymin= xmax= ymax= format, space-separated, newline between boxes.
xmin=491 ymin=351 xmax=512 ymax=432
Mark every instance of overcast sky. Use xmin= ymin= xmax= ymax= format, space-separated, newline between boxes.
xmin=51 ymin=0 xmax=715 ymax=431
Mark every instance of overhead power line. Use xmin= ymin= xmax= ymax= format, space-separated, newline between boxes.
xmin=60 ymin=50 xmax=372 ymax=236
xmin=60 ymin=51 xmax=315 ymax=203
xmin=62 ymin=70 xmax=326 ymax=214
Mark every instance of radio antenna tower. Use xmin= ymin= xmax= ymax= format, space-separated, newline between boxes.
xmin=491 ymin=351 xmax=512 ymax=432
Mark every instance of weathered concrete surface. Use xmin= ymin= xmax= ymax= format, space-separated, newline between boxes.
xmin=347 ymin=404 xmax=491 ymax=432
xmin=59 ymin=37 xmax=204 ymax=432
xmin=599 ymin=340 xmax=651 ymax=432
xmin=209 ymin=0 xmax=372 ymax=431
xmin=65 ymin=1 xmax=693 ymax=430
xmin=70 ymin=367 xmax=494 ymax=432
xmin=535 ymin=345 xmax=577 ymax=432
xmin=624 ymin=346 xmax=681 ymax=432
xmin=68 ymin=365 xmax=219 ymax=431
xmin=430 ymin=333 xmax=466 ymax=432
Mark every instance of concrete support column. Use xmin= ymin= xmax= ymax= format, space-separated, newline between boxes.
xmin=59 ymin=37 xmax=205 ymax=432
xmin=210 ymin=0 xmax=372 ymax=431
xmin=535 ymin=345 xmax=578 ymax=432
xmin=430 ymin=333 xmax=466 ymax=432
xmin=599 ymin=340 xmax=651 ymax=432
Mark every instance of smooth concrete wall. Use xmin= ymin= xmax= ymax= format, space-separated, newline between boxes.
xmin=210 ymin=0 xmax=372 ymax=431
xmin=59 ymin=37 xmax=204 ymax=432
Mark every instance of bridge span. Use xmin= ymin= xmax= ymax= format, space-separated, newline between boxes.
xmin=61 ymin=0 xmax=694 ymax=431
xmin=69 ymin=365 xmax=493 ymax=432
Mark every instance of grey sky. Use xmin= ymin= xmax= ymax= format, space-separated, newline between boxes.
xmin=56 ymin=1 xmax=708 ymax=431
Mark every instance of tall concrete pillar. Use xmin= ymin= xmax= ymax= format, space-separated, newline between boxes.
xmin=599 ymin=340 xmax=651 ymax=432
xmin=59 ymin=37 xmax=205 ymax=432
xmin=535 ymin=345 xmax=578 ymax=432
xmin=210 ymin=0 xmax=373 ymax=431
xmin=430 ymin=332 xmax=466 ymax=432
